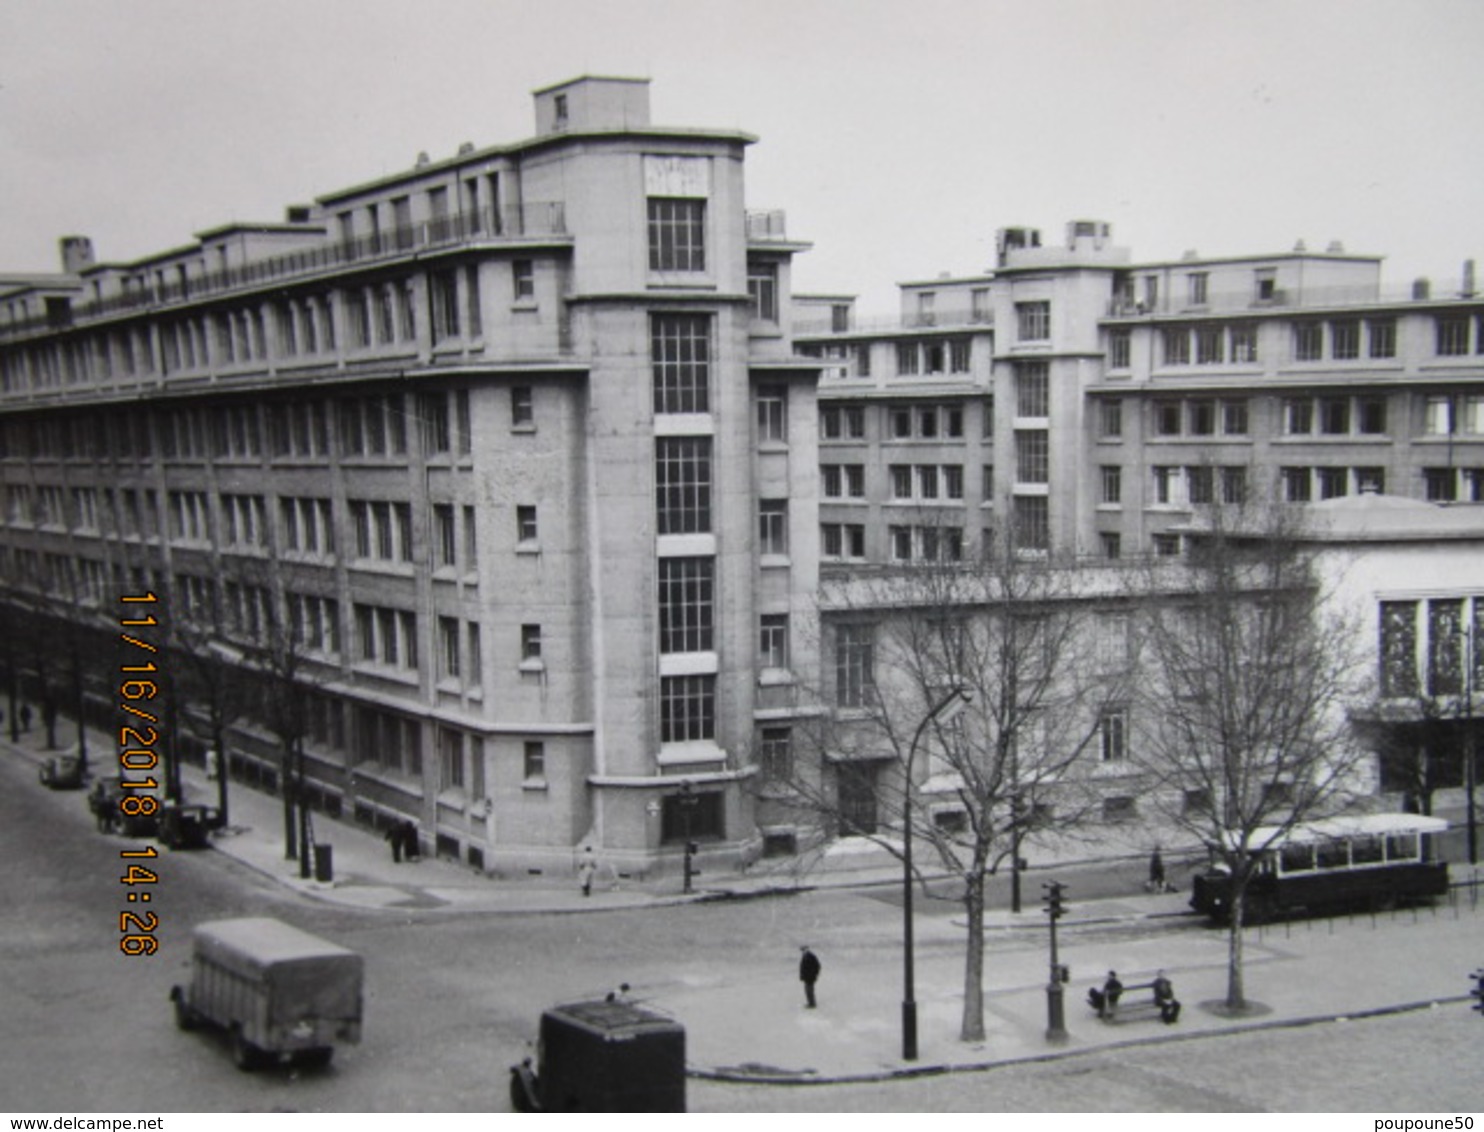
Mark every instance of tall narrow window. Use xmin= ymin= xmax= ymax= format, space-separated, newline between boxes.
xmin=521 ymin=623 xmax=543 ymax=663
xmin=651 ymin=314 xmax=710 ymax=414
xmin=465 ymin=266 xmax=483 ymax=338
xmin=512 ymin=260 xmax=535 ymax=300
xmin=516 ymin=505 xmax=538 ymax=543
xmin=757 ymin=385 xmax=787 ymax=443
xmin=1015 ymin=431 xmax=1049 ymax=484
xmin=1099 ymin=709 xmax=1127 ymax=761
xmin=759 ymin=500 xmax=788 ymax=556
xmin=759 ymin=613 xmax=789 ymax=670
xmin=747 ymin=261 xmax=778 ymax=321
xmin=660 ymin=674 xmax=716 ymax=742
xmin=648 ymin=199 xmax=706 ymax=272
xmin=1379 ymin=601 xmax=1419 ymax=697
xmin=511 ymin=386 xmax=534 ymax=428
xmin=655 ymin=437 xmax=712 ymax=534
xmin=835 ymin=624 xmax=875 ymax=709
xmin=658 ymin=557 xmax=714 ymax=653
xmin=430 ymin=270 xmax=460 ymax=342
xmin=1013 ymin=496 xmax=1049 ymax=553
xmin=439 ymin=616 xmax=461 ymax=680
xmin=1015 ymin=362 xmax=1049 ymax=417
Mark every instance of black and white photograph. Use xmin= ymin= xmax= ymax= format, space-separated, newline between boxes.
xmin=2 ymin=0 xmax=1482 ymax=1120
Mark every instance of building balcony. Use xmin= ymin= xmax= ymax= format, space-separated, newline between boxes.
xmin=794 ymin=309 xmax=994 ymax=338
xmin=0 ymin=203 xmax=569 ymax=339
xmin=1105 ymin=279 xmax=1481 ymax=319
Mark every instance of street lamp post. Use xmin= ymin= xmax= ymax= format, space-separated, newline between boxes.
xmin=902 ymin=686 xmax=972 ymax=1061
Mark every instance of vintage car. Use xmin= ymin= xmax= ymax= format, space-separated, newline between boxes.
xmin=158 ymin=802 xmax=222 ymax=849
xmin=39 ymin=751 xmax=85 ymax=790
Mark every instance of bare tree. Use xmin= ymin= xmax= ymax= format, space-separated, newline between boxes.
xmin=777 ymin=530 xmax=1127 ymax=1044
xmin=210 ymin=554 xmax=329 ymax=869
xmin=1129 ymin=499 xmax=1366 ymax=1013
xmin=169 ymin=581 xmax=249 ymax=825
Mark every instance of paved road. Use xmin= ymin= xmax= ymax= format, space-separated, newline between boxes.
xmin=6 ymin=750 xmax=1479 ymax=1113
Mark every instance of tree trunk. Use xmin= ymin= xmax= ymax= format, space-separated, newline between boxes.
xmin=1226 ymin=885 xmax=1247 ymax=1011
xmin=212 ymin=718 xmax=229 ymax=826
xmin=281 ymin=744 xmax=298 ymax=860
xmin=959 ymin=869 xmax=987 ymax=1042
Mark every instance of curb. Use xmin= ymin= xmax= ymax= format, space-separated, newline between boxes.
xmin=688 ymin=995 xmax=1471 ymax=1086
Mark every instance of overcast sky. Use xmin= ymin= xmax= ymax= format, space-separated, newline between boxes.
xmin=2 ymin=0 xmax=1481 ymax=314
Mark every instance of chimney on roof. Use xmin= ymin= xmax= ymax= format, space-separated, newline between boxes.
xmin=1462 ymin=260 xmax=1476 ymax=298
xmin=1326 ymin=240 xmax=1345 ymax=254
xmin=285 ymin=205 xmax=312 ymax=224
xmin=59 ymin=235 xmax=95 ymax=274
xmin=415 ymin=151 xmax=431 ymax=167
xmin=1293 ymin=239 xmax=1307 ymax=252
xmin=457 ymin=142 xmax=475 ymax=156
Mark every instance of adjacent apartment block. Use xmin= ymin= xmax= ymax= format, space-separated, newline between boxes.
xmin=0 ymin=76 xmax=821 ymax=877
xmin=796 ymin=221 xmax=1484 ymax=565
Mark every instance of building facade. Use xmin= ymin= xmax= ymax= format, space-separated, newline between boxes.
xmin=0 ymin=76 xmax=821 ymax=878
xmin=796 ymin=221 xmax=1484 ymax=565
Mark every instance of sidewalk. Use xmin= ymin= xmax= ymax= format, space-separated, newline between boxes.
xmin=10 ymin=718 xmax=1482 ymax=1086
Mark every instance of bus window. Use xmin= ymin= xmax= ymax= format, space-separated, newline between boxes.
xmin=1386 ymin=832 xmax=1418 ymax=862
xmin=1351 ymin=835 xmax=1383 ymax=864
xmin=1280 ymin=843 xmax=1314 ymax=873
xmin=1315 ymin=839 xmax=1349 ymax=870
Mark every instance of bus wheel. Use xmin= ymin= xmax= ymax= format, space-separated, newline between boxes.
xmin=230 ymin=1026 xmax=260 ymax=1071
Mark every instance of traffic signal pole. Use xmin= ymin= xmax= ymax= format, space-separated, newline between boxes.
xmin=1043 ymin=881 xmax=1068 ymax=1042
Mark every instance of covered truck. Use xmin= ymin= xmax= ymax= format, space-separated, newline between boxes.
xmin=171 ymin=916 xmax=364 ymax=1070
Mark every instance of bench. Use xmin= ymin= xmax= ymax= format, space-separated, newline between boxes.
xmin=1087 ymin=978 xmax=1181 ymax=1024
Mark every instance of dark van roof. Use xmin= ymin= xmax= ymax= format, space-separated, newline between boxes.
xmin=546 ymin=999 xmax=684 ymax=1038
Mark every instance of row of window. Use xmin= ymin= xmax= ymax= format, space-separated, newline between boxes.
xmin=1108 ymin=394 xmax=1484 ymax=442
xmin=0 ymin=264 xmax=538 ymax=393
xmin=1112 ymin=314 xmax=1484 ymax=369
xmin=1379 ymin=595 xmax=1484 ymax=699
xmin=0 ymin=387 xmax=536 ymax=465
xmin=818 ymin=400 xmax=988 ymax=443
xmin=3 ymin=484 xmax=497 ymax=566
xmin=798 ymin=337 xmax=975 ymax=379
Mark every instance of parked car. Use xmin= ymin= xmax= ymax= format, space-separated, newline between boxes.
xmin=158 ymin=802 xmax=221 ymax=849
xmin=87 ymin=776 xmax=161 ymax=837
xmin=39 ymin=751 xmax=85 ymax=790
xmin=171 ymin=917 xmax=364 ymax=1070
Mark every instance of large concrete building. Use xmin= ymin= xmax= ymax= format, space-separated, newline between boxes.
xmin=796 ymin=221 xmax=1484 ymax=564
xmin=3 ymin=85 xmax=1479 ymax=876
xmin=0 ymin=76 xmax=821 ymax=878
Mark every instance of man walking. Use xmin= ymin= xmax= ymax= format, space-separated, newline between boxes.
xmin=1148 ymin=846 xmax=1166 ymax=893
xmin=578 ymin=846 xmax=598 ymax=897
xmin=798 ymin=946 xmax=821 ymax=1008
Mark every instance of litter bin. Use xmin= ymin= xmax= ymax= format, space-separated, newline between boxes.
xmin=313 ymin=843 xmax=333 ymax=883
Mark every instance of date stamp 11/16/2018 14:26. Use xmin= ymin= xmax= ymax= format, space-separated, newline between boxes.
xmin=117 ymin=591 xmax=164 ymax=958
